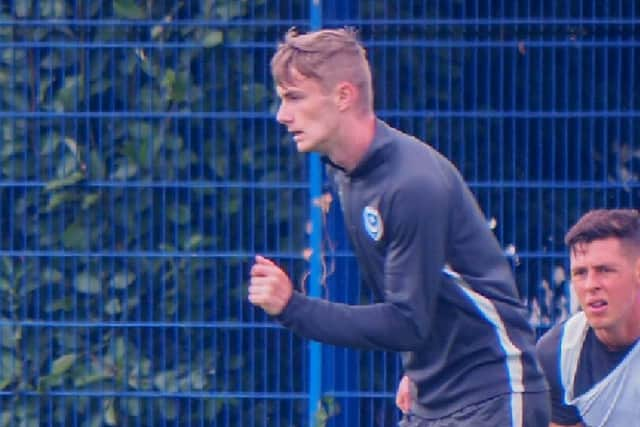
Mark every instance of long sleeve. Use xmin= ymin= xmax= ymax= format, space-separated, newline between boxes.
xmin=277 ymin=291 xmax=426 ymax=351
xmin=277 ymin=168 xmax=452 ymax=352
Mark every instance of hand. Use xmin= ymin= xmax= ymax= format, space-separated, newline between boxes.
xmin=248 ymin=255 xmax=293 ymax=316
xmin=395 ymin=375 xmax=413 ymax=414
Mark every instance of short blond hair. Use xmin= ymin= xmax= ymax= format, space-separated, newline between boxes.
xmin=271 ymin=27 xmax=373 ymax=112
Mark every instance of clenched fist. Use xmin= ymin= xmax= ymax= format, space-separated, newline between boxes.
xmin=248 ymin=255 xmax=293 ymax=315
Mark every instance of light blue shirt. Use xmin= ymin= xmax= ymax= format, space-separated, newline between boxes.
xmin=560 ymin=312 xmax=640 ymax=426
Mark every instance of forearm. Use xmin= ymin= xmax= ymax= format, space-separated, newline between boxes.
xmin=277 ymin=291 xmax=425 ymax=351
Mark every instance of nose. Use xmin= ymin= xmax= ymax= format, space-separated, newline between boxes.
xmin=582 ymin=270 xmax=601 ymax=292
xmin=276 ymin=102 xmax=291 ymax=125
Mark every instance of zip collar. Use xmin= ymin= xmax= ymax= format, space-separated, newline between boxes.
xmin=321 ymin=118 xmax=393 ymax=177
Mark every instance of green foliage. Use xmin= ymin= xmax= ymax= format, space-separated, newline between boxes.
xmin=0 ymin=0 xmax=307 ymax=425
xmin=314 ymin=397 xmax=341 ymax=427
xmin=1 ymin=0 xmax=636 ymax=425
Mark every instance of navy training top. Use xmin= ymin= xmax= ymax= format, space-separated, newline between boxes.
xmin=277 ymin=119 xmax=548 ymax=418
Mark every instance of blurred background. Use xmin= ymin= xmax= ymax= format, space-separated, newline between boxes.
xmin=0 ymin=1 xmax=638 ymax=426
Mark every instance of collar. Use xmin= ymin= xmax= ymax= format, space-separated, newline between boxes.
xmin=321 ymin=118 xmax=393 ymax=177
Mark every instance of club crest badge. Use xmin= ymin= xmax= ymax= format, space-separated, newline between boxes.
xmin=362 ymin=206 xmax=383 ymax=241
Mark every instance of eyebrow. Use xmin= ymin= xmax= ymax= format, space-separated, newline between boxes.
xmin=571 ymin=262 xmax=617 ymax=273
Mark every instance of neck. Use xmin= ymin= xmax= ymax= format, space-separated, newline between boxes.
xmin=326 ymin=112 xmax=376 ymax=172
xmin=597 ymin=333 xmax=639 ymax=351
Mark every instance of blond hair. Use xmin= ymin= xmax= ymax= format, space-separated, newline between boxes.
xmin=271 ymin=27 xmax=373 ymax=112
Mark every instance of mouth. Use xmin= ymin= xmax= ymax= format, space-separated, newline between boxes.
xmin=586 ymin=299 xmax=608 ymax=313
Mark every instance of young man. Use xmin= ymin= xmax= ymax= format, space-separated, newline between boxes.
xmin=249 ymin=28 xmax=549 ymax=426
xmin=536 ymin=209 xmax=640 ymax=426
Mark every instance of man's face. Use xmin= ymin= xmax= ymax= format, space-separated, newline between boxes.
xmin=570 ymin=237 xmax=640 ymax=336
xmin=275 ymin=69 xmax=340 ymax=154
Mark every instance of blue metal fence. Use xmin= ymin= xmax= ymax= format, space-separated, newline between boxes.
xmin=0 ymin=1 xmax=638 ymax=426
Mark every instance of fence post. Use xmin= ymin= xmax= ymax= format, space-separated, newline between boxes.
xmin=308 ymin=4 xmax=323 ymax=427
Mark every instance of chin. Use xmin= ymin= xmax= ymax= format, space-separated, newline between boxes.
xmin=295 ymin=142 xmax=315 ymax=153
xmin=585 ymin=315 xmax=613 ymax=331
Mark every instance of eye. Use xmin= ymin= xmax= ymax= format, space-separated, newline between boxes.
xmin=571 ymin=269 xmax=586 ymax=279
xmin=284 ymin=91 xmax=305 ymax=101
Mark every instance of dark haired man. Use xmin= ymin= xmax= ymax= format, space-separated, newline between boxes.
xmin=537 ymin=209 xmax=640 ymax=426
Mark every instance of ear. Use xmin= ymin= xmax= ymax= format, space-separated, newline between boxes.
xmin=334 ymin=81 xmax=358 ymax=112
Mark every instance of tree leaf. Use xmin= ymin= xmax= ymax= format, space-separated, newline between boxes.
xmin=126 ymin=296 xmax=140 ymax=311
xmin=63 ymin=137 xmax=79 ymax=157
xmin=73 ymin=372 xmax=112 ymax=388
xmin=54 ymin=76 xmax=84 ymax=112
xmin=171 ymin=72 xmax=189 ymax=102
xmin=51 ymin=354 xmax=77 ymax=376
xmin=45 ymin=191 xmax=79 ymax=211
xmin=167 ymin=205 xmax=191 ymax=225
xmin=0 ymin=322 xmax=17 ymax=349
xmin=74 ymin=272 xmax=102 ymax=294
xmin=13 ymin=0 xmax=31 ymax=17
xmin=0 ymin=353 xmax=21 ymax=383
xmin=81 ymin=193 xmax=101 ymax=210
xmin=104 ymin=298 xmax=122 ymax=315
xmin=109 ymin=158 xmax=139 ymax=180
xmin=38 ymin=0 xmax=66 ymax=18
xmin=165 ymin=135 xmax=184 ymax=151
xmin=110 ymin=272 xmax=136 ymax=289
xmin=40 ymin=134 xmax=63 ymax=156
xmin=103 ymin=398 xmax=117 ymax=426
xmin=202 ymin=30 xmax=223 ymax=47
xmin=181 ymin=371 xmax=205 ymax=391
xmin=113 ymin=0 xmax=145 ymax=19
xmin=158 ymin=399 xmax=178 ymax=420
xmin=215 ymin=2 xmax=246 ymax=20
xmin=42 ymin=268 xmax=63 ymax=284
xmin=0 ymin=257 xmax=12 ymax=275
xmin=62 ymin=222 xmax=90 ymax=250
xmin=87 ymin=149 xmax=106 ymax=180
xmin=1 ymin=141 xmax=25 ymax=158
xmin=124 ymin=398 xmax=141 ymax=416
xmin=45 ymin=170 xmax=85 ymax=192
xmin=153 ymin=371 xmax=178 ymax=392
xmin=0 ymin=278 xmax=11 ymax=294
xmin=45 ymin=297 xmax=74 ymax=313
xmin=183 ymin=234 xmax=203 ymax=250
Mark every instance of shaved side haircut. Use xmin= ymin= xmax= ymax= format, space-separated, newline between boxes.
xmin=271 ymin=27 xmax=374 ymax=112
xmin=565 ymin=209 xmax=640 ymax=255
